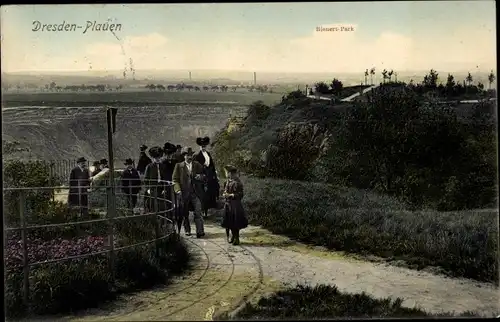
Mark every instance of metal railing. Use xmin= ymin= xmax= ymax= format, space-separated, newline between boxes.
xmin=3 ymin=159 xmax=138 ymax=183
xmin=3 ymin=178 xmax=178 ymax=312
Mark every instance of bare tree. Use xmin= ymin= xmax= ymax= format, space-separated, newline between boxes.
xmin=370 ymin=68 xmax=376 ymax=85
xmin=466 ymin=72 xmax=473 ymax=86
xmin=388 ymin=70 xmax=394 ymax=82
xmin=381 ymin=69 xmax=388 ymax=84
xmin=487 ymin=70 xmax=495 ymax=90
xmin=364 ymin=69 xmax=369 ymax=86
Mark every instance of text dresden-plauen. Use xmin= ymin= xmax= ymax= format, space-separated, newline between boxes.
xmin=32 ymin=20 xmax=122 ymax=34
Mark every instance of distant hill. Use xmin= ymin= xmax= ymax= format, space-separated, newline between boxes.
xmin=2 ymin=69 xmax=496 ymax=89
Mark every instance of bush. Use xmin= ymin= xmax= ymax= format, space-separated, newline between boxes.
xmin=246 ymin=100 xmax=271 ymax=123
xmin=3 ymin=160 xmax=191 ymax=318
xmin=5 ymin=234 xmax=190 ymax=317
xmin=261 ymin=123 xmax=330 ymax=180
xmin=231 ymin=284 xmax=479 ymax=319
xmin=242 ymin=177 xmax=498 ymax=283
xmin=327 ymin=88 xmax=497 ymax=210
xmin=4 ymin=160 xmax=62 ymax=226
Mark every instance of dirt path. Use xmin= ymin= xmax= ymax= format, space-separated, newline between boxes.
xmin=41 ymin=223 xmax=498 ymax=321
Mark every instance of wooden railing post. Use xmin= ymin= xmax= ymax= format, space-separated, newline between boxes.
xmin=19 ymin=191 xmax=30 ymax=311
xmin=171 ymin=184 xmax=177 ymax=236
xmin=50 ymin=163 xmax=55 ymax=202
xmin=106 ymin=107 xmax=116 ymax=283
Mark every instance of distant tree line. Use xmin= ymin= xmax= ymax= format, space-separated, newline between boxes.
xmin=39 ymin=82 xmax=124 ymax=92
xmin=144 ymin=83 xmax=273 ymax=93
xmin=313 ymin=69 xmax=496 ymax=99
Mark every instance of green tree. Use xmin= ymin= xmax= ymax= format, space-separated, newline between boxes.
xmin=330 ymin=87 xmax=482 ymax=209
xmin=314 ymin=82 xmax=330 ymax=95
xmin=423 ymin=69 xmax=439 ymax=88
xmin=330 ymin=78 xmax=344 ymax=96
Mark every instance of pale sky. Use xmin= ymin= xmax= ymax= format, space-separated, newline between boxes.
xmin=1 ymin=2 xmax=496 ymax=73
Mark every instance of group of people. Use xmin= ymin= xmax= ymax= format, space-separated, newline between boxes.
xmin=67 ymin=137 xmax=248 ymax=245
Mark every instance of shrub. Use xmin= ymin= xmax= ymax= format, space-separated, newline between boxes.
xmin=246 ymin=100 xmax=271 ymax=123
xmin=4 ymin=160 xmax=62 ymax=226
xmin=261 ymin=123 xmax=330 ymax=180
xmin=5 ymin=234 xmax=190 ymax=317
xmin=231 ymin=284 xmax=479 ymax=320
xmin=242 ymin=177 xmax=498 ymax=283
xmin=328 ymin=88 xmax=497 ymax=210
xmin=3 ymin=160 xmax=191 ymax=318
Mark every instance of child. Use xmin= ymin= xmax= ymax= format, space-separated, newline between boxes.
xmin=221 ymin=165 xmax=248 ymax=245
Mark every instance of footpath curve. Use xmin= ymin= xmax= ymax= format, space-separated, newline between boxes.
xmin=39 ymin=223 xmax=498 ymax=321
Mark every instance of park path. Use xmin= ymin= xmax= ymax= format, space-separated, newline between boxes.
xmin=37 ymin=222 xmax=499 ymax=321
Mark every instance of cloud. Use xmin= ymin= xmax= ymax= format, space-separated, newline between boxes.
xmin=83 ymin=32 xmax=171 ymax=70
xmin=2 ymin=23 xmax=496 ymax=73
xmin=252 ymin=24 xmax=415 ymax=73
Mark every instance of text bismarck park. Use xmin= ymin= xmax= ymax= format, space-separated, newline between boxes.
xmin=32 ymin=20 xmax=122 ymax=34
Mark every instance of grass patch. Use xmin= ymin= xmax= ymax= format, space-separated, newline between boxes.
xmin=229 ymin=284 xmax=480 ymax=319
xmin=242 ymin=176 xmax=498 ymax=283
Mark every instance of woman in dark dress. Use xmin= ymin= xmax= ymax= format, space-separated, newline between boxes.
xmin=161 ymin=142 xmax=179 ymax=219
xmin=221 ymin=165 xmax=247 ymax=245
xmin=194 ymin=136 xmax=220 ymax=218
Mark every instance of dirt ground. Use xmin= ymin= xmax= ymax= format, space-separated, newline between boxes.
xmin=21 ymin=222 xmax=496 ymax=321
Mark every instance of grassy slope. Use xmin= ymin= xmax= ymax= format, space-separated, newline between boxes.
xmin=241 ymin=177 xmax=498 ymax=283
xmin=215 ymin=92 xmax=498 ymax=282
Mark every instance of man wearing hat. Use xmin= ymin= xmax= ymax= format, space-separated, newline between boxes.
xmin=144 ymin=146 xmax=168 ymax=213
xmin=194 ymin=136 xmax=220 ymax=218
xmin=137 ymin=144 xmax=152 ymax=176
xmin=174 ymin=144 xmax=183 ymax=163
xmin=68 ymin=157 xmax=91 ymax=218
xmin=90 ymin=161 xmax=101 ymax=177
xmin=172 ymin=146 xmax=206 ymax=238
xmin=121 ymin=158 xmax=141 ymax=213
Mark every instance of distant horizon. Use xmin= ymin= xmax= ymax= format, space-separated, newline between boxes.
xmin=4 ymin=67 xmax=496 ymax=75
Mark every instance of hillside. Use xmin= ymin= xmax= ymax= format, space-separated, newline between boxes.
xmin=212 ymin=85 xmax=497 ymax=211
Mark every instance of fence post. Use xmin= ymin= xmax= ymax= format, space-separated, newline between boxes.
xmin=171 ymin=183 xmax=177 ymax=236
xmin=153 ymin=186 xmax=160 ymax=259
xmin=50 ymin=163 xmax=55 ymax=202
xmin=19 ymin=191 xmax=30 ymax=312
xmin=106 ymin=107 xmax=116 ymax=284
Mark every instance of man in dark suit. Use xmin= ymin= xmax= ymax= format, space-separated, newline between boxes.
xmin=161 ymin=142 xmax=179 ymax=218
xmin=121 ymin=158 xmax=141 ymax=213
xmin=68 ymin=157 xmax=91 ymax=218
xmin=194 ymin=136 xmax=220 ymax=218
xmin=137 ymin=144 xmax=152 ymax=176
xmin=172 ymin=147 xmax=206 ymax=238
xmin=143 ymin=146 xmax=167 ymax=213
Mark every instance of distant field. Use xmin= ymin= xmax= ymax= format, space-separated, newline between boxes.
xmin=2 ymin=90 xmax=283 ymax=107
